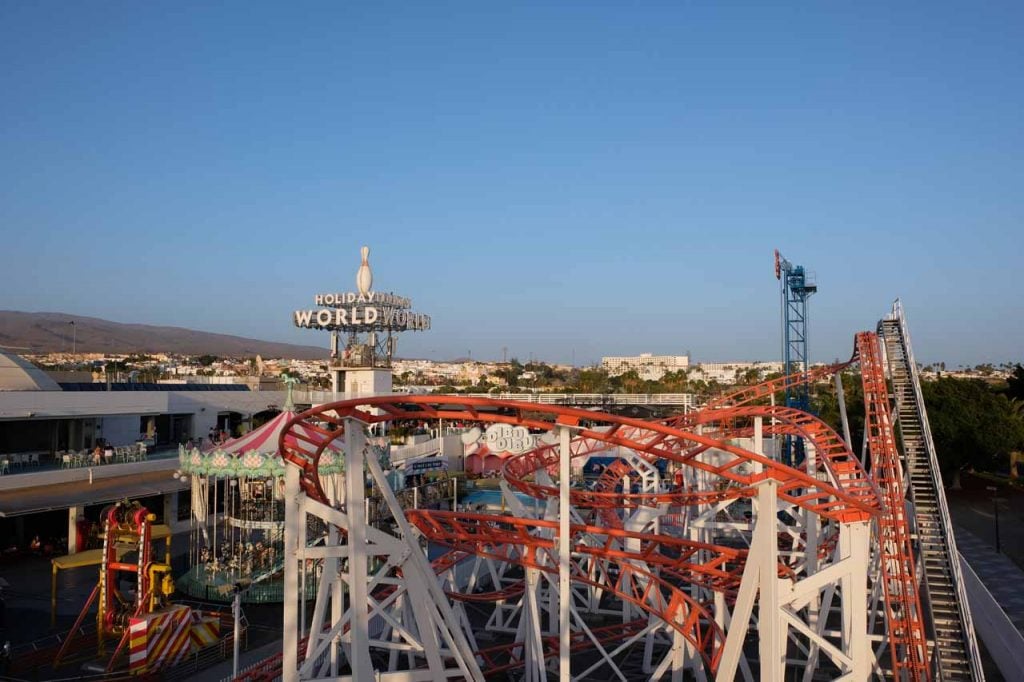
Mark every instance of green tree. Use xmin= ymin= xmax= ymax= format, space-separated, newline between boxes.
xmin=1006 ymin=364 xmax=1024 ymax=401
xmin=659 ymin=369 xmax=690 ymax=393
xmin=575 ymin=368 xmax=611 ymax=393
xmin=496 ymin=360 xmax=524 ymax=388
xmin=612 ymin=370 xmax=645 ymax=394
xmin=922 ymin=377 xmax=1024 ymax=478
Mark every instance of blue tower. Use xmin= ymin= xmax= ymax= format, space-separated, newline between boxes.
xmin=775 ymin=249 xmax=817 ymax=465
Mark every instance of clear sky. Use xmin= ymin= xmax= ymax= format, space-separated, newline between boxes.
xmin=1 ymin=2 xmax=1021 ymax=367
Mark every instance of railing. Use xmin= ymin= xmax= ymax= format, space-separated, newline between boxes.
xmin=10 ymin=621 xmax=97 ymax=667
xmin=958 ymin=552 xmax=1024 ymax=679
xmin=891 ymin=299 xmax=985 ymax=679
xmin=459 ymin=392 xmax=696 ymax=406
xmin=293 ymin=389 xmax=695 ymax=407
xmin=389 ymin=437 xmax=441 ymax=462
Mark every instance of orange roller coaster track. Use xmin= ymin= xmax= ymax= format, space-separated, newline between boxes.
xmin=857 ymin=331 xmax=931 ymax=680
xmin=260 ymin=337 xmax=938 ymax=681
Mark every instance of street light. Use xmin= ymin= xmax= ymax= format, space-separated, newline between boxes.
xmin=985 ymin=485 xmax=1001 ymax=553
xmin=218 ymin=579 xmax=252 ymax=677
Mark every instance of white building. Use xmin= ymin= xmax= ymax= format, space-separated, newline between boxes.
xmin=0 ymin=350 xmax=292 ymax=554
xmin=601 ymin=353 xmax=691 ymax=381
xmin=690 ymin=361 xmax=786 ymax=384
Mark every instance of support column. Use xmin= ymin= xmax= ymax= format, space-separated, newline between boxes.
xmin=344 ymin=418 xmax=372 ymax=680
xmin=802 ymin=443 xmax=821 ymax=682
xmin=163 ymin=493 xmax=180 ymax=531
xmin=835 ymin=372 xmax=853 ymax=450
xmin=68 ymin=505 xmax=84 ymax=555
xmin=753 ymin=417 xmax=764 ymax=473
xmin=840 ymin=521 xmax=871 ymax=681
xmin=282 ymin=464 xmax=300 ymax=682
xmin=757 ymin=480 xmax=784 ymax=682
xmin=558 ymin=425 xmax=571 ymax=682
xmin=718 ymin=479 xmax=778 ymax=682
xmin=331 ymin=369 xmax=341 ymax=401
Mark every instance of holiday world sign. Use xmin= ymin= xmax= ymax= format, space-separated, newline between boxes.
xmin=293 ymin=246 xmax=431 ymax=333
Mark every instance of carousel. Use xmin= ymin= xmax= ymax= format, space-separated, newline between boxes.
xmin=174 ymin=388 xmax=344 ymax=603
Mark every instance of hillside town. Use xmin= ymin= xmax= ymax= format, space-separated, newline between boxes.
xmin=23 ymin=351 xmax=1018 ymax=394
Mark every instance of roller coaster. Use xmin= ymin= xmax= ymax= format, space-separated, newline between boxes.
xmin=238 ymin=301 xmax=982 ymax=681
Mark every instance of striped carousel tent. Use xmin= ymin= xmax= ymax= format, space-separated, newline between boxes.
xmin=180 ymin=410 xmax=343 ymax=478
xmin=213 ymin=411 xmax=340 ymax=462
xmin=176 ymin=406 xmax=343 ymax=603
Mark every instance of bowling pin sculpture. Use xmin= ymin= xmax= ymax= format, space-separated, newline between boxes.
xmin=356 ymin=246 xmax=373 ymax=296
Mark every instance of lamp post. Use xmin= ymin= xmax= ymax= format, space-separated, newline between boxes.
xmin=985 ymin=485 xmax=1001 ymax=553
xmin=220 ymin=579 xmax=252 ymax=677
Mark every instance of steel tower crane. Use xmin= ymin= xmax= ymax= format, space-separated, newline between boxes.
xmin=775 ymin=249 xmax=817 ymax=465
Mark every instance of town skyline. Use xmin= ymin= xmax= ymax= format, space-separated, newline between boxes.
xmin=2 ymin=304 xmax=1019 ymax=369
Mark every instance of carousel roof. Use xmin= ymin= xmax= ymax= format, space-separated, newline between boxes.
xmin=215 ymin=410 xmax=336 ymax=458
xmin=183 ymin=410 xmax=345 ymax=477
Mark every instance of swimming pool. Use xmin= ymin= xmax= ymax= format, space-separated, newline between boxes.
xmin=459 ymin=489 xmax=544 ymax=513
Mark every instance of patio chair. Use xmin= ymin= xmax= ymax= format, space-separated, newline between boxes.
xmin=0 ymin=458 xmax=9 ymax=475
xmin=62 ymin=454 xmax=72 ymax=469
xmin=29 ymin=452 xmax=40 ymax=466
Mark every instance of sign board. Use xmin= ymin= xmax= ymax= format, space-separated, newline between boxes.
xmin=483 ymin=424 xmax=536 ymax=455
xmin=292 ymin=247 xmax=431 ymax=333
xmin=406 ymin=457 xmax=448 ymax=472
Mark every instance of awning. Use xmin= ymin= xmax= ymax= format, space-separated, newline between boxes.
xmin=0 ymin=471 xmax=188 ymax=517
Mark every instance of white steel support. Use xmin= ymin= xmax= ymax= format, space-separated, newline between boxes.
xmin=803 ymin=444 xmax=821 ymax=680
xmin=282 ymin=464 xmax=301 ymax=682
xmin=343 ymin=417 xmax=373 ymax=681
xmin=361 ymin=440 xmax=484 ymax=681
xmin=516 ymin=566 xmax=547 ymax=682
xmin=839 ymin=520 xmax=871 ymax=682
xmin=558 ymin=425 xmax=571 ymax=682
xmin=757 ymin=480 xmax=784 ymax=682
xmin=718 ymin=478 xmax=780 ymax=682
xmin=835 ymin=372 xmax=853 ymax=450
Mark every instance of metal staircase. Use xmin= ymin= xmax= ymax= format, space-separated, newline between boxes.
xmin=879 ymin=300 xmax=984 ymax=681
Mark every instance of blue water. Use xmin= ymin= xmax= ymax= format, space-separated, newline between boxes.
xmin=460 ymin=489 xmax=543 ymax=513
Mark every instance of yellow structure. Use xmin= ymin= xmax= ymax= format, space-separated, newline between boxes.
xmin=49 ymin=524 xmax=171 ymax=627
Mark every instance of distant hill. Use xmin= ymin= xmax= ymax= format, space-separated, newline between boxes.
xmin=0 ymin=311 xmax=328 ymax=360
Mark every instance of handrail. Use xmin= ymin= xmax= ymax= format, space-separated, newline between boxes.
xmin=890 ymin=299 xmax=985 ymax=680
xmin=459 ymin=392 xmax=695 ymax=406
xmin=389 ymin=437 xmax=442 ymax=461
xmin=293 ymin=390 xmax=696 ymax=406
xmin=957 ymin=551 xmax=1024 ymax=679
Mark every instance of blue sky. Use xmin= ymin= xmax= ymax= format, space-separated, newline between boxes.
xmin=1 ymin=2 xmax=1021 ymax=366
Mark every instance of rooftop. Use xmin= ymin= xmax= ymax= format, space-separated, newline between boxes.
xmin=0 ymin=350 xmax=61 ymax=392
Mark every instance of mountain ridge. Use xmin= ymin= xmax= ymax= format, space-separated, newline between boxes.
xmin=0 ymin=310 xmax=327 ymax=360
